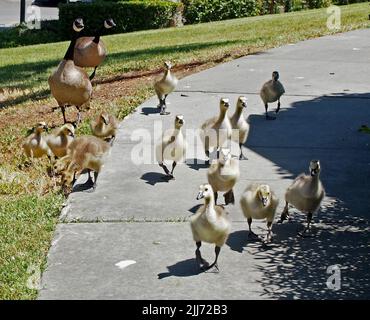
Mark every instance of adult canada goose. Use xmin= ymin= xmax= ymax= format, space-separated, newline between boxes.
xmin=22 ymin=122 xmax=51 ymax=159
xmin=90 ymin=111 xmax=119 ymax=144
xmin=280 ymin=160 xmax=325 ymax=236
xmin=74 ymin=18 xmax=116 ymax=80
xmin=154 ymin=61 xmax=178 ymax=115
xmin=61 ymin=135 xmax=110 ymax=193
xmin=229 ymin=96 xmax=249 ymax=160
xmin=260 ymin=71 xmax=285 ymax=120
xmin=200 ymin=98 xmax=232 ymax=164
xmin=155 ymin=114 xmax=186 ymax=179
xmin=48 ymin=18 xmax=92 ymax=125
xmin=46 ymin=123 xmax=75 ymax=158
xmin=207 ymin=149 xmax=239 ymax=205
xmin=240 ymin=183 xmax=279 ymax=242
xmin=190 ymin=184 xmax=231 ymax=272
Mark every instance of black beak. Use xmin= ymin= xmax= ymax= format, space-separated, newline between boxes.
xmin=196 ymin=192 xmax=204 ymax=200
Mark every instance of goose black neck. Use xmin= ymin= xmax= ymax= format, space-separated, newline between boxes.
xmin=63 ymin=32 xmax=79 ymax=61
xmin=93 ymin=26 xmax=104 ymax=44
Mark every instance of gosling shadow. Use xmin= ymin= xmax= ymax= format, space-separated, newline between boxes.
xmin=141 ymin=106 xmax=160 ymax=115
xmin=157 ymin=258 xmax=202 ymax=279
xmin=186 ymin=158 xmax=209 ymax=171
xmin=226 ymin=230 xmax=248 ymax=253
xmin=188 ymin=204 xmax=202 ymax=214
xmin=141 ymin=172 xmax=171 ymax=186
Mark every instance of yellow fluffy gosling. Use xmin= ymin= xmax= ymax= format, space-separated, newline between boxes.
xmin=46 ymin=123 xmax=75 ymax=158
xmin=200 ymin=98 xmax=232 ymax=164
xmin=155 ymin=115 xmax=186 ymax=179
xmin=22 ymin=122 xmax=51 ymax=160
xmin=280 ymin=160 xmax=325 ymax=236
xmin=240 ymin=184 xmax=279 ymax=242
xmin=207 ymin=149 xmax=240 ymax=205
xmin=61 ymin=135 xmax=110 ymax=193
xmin=154 ymin=61 xmax=178 ymax=115
xmin=90 ymin=111 xmax=119 ymax=144
xmin=229 ymin=96 xmax=249 ymax=160
xmin=190 ymin=184 xmax=231 ymax=272
xmin=260 ymin=71 xmax=285 ymax=120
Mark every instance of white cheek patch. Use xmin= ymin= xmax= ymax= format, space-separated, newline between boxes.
xmin=115 ymin=260 xmax=136 ymax=270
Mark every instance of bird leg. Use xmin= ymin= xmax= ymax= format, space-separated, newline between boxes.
xmin=298 ymin=212 xmax=314 ymax=237
xmin=206 ymin=246 xmax=221 ymax=273
xmin=75 ymin=106 xmax=82 ymax=126
xmin=170 ymin=161 xmax=177 ymax=177
xmin=265 ymin=103 xmax=276 ymax=120
xmin=279 ymin=201 xmax=290 ymax=223
xmin=61 ymin=106 xmax=67 ymax=124
xmin=92 ymin=171 xmax=99 ymax=190
xmin=239 ymin=143 xmax=247 ymax=160
xmin=195 ymin=241 xmax=209 ymax=270
xmin=263 ymin=221 xmax=273 ymax=243
xmin=159 ymin=162 xmax=173 ymax=178
xmin=248 ymin=217 xmax=259 ymax=239
xmin=223 ymin=189 xmax=235 ymax=205
xmin=276 ymin=99 xmax=281 ymax=114
xmin=89 ymin=66 xmax=97 ymax=81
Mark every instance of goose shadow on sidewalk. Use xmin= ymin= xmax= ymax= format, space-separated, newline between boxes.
xmin=239 ymin=92 xmax=370 ymax=299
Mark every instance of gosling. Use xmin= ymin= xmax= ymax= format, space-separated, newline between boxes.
xmin=207 ymin=149 xmax=239 ymax=205
xmin=90 ymin=111 xmax=119 ymax=144
xmin=154 ymin=61 xmax=178 ymax=115
xmin=22 ymin=122 xmax=51 ymax=160
xmin=200 ymin=98 xmax=232 ymax=164
xmin=229 ymin=96 xmax=249 ymax=160
xmin=280 ymin=160 xmax=325 ymax=236
xmin=190 ymin=184 xmax=231 ymax=272
xmin=240 ymin=184 xmax=279 ymax=243
xmin=155 ymin=115 xmax=186 ymax=179
xmin=260 ymin=71 xmax=285 ymax=120
xmin=61 ymin=135 xmax=110 ymax=193
xmin=46 ymin=123 xmax=75 ymax=158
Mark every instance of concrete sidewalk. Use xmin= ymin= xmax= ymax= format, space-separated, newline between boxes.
xmin=39 ymin=29 xmax=370 ymax=300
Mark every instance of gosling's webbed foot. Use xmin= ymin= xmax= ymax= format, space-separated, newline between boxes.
xmin=248 ymin=231 xmax=260 ymax=240
xmin=239 ymin=153 xmax=248 ymax=160
xmin=297 ymin=226 xmax=314 ymax=238
xmin=205 ymin=263 xmax=219 ymax=273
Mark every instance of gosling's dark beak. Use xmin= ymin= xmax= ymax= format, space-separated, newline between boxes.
xmin=242 ymin=102 xmax=247 ymax=108
xmin=196 ymin=192 xmax=204 ymax=200
xmin=310 ymin=169 xmax=317 ymax=176
xmin=70 ymin=132 xmax=75 ymax=138
xmin=262 ymin=197 xmax=268 ymax=207
xmin=178 ymin=119 xmax=184 ymax=125
xmin=44 ymin=125 xmax=49 ymax=131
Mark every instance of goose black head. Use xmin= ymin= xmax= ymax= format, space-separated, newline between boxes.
xmin=104 ymin=18 xmax=116 ymax=29
xmin=272 ymin=71 xmax=279 ymax=81
xmin=73 ymin=18 xmax=84 ymax=32
xmin=309 ymin=160 xmax=321 ymax=177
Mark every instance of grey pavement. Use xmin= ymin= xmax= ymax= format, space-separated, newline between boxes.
xmin=39 ymin=29 xmax=370 ymax=300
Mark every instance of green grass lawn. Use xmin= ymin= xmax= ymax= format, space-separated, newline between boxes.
xmin=0 ymin=3 xmax=369 ymax=299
